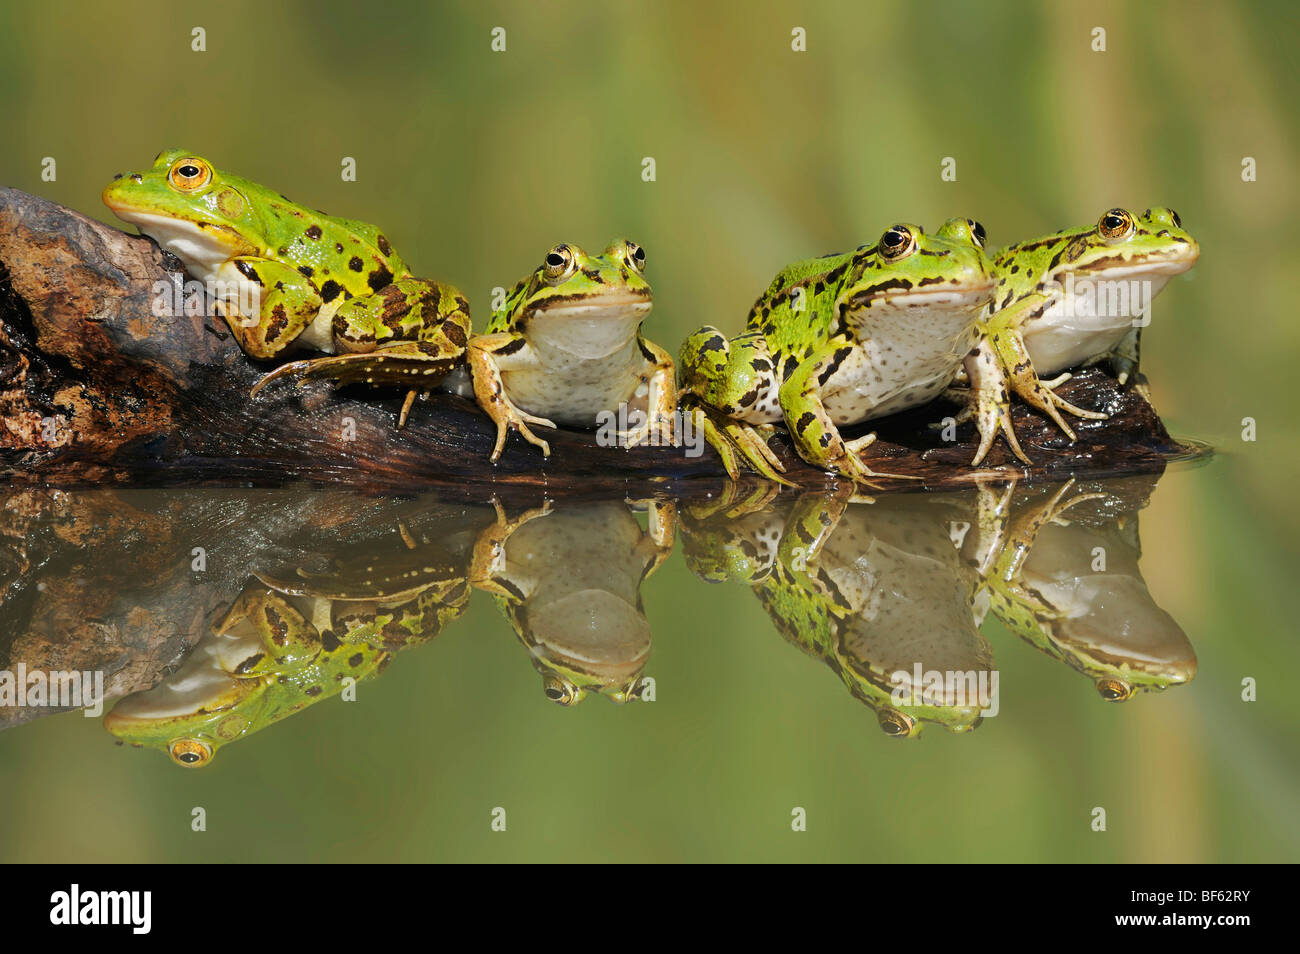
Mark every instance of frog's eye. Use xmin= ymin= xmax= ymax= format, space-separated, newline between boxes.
xmin=169 ymin=739 xmax=213 ymax=767
xmin=968 ymin=219 xmax=987 ymax=249
xmin=167 ymin=157 xmax=212 ymax=192
xmin=624 ymin=241 xmax=647 ymax=272
xmin=879 ymin=225 xmax=917 ymax=262
xmin=542 ymin=674 xmax=581 ymax=706
xmin=1097 ymin=208 xmax=1134 ymax=242
xmin=543 ymin=245 xmax=576 ymax=283
xmin=877 ymin=709 xmax=916 ymax=737
xmin=1096 ymin=678 xmax=1134 ymax=702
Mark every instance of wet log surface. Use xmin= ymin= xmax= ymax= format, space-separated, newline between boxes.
xmin=0 ymin=187 xmax=1205 ymax=496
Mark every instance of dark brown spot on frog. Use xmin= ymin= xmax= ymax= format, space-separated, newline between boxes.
xmin=263 ymin=605 xmax=288 ymax=645
xmin=377 ymin=234 xmax=391 ymax=255
xmin=781 ymin=355 xmax=798 ymax=381
xmin=796 ymin=411 xmax=816 ymax=432
xmin=305 ymin=225 xmax=323 ymax=240
xmin=336 ymin=243 xmax=345 ymax=253
xmin=495 ymin=336 xmax=527 ymax=356
xmin=320 ymin=280 xmax=343 ymax=303
xmin=298 ymin=265 xmax=314 ymax=278
xmin=349 ymin=256 xmax=364 ymax=272
xmin=442 ymin=319 xmax=468 ymax=347
xmin=368 ymin=265 xmax=394 ymax=292
xmin=582 ymin=268 xmax=605 ymax=283
xmin=234 ymin=653 xmax=265 ymax=675
xmin=320 ymin=629 xmax=341 ymax=652
xmin=349 ymin=653 xmax=364 ymax=667
xmin=304 ymin=685 xmax=323 ymax=697
xmin=235 ymin=261 xmax=261 ymax=283
xmin=266 ymin=304 xmax=290 ymax=343
xmin=738 ymin=386 xmax=760 ymax=407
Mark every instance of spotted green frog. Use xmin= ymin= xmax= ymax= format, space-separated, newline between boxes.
xmin=959 ymin=207 xmax=1199 ymax=464
xmin=678 ymin=219 xmax=995 ymax=483
xmin=469 ymin=241 xmax=677 ymax=461
xmin=680 ymin=486 xmax=995 ymax=736
xmin=102 ymin=150 xmax=471 ymax=425
xmin=104 ymin=548 xmax=469 ymax=766
xmin=469 ymin=499 xmax=673 ymax=704
xmin=967 ymin=478 xmax=1196 ymax=700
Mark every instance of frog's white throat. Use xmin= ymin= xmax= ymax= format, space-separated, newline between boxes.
xmin=112 ymin=209 xmax=242 ymax=282
xmin=527 ymin=299 xmax=652 ymax=360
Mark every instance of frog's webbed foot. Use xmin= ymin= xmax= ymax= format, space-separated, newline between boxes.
xmin=688 ymin=400 xmax=794 ymax=487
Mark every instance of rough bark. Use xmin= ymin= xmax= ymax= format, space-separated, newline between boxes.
xmin=0 ymin=188 xmax=1202 ymax=493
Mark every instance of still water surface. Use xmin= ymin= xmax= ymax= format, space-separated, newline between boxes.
xmin=0 ymin=460 xmax=1295 ymax=862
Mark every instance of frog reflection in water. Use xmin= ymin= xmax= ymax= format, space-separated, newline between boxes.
xmin=104 ymin=531 xmax=470 ymax=766
xmin=965 ymin=476 xmax=1196 ymax=700
xmin=681 ymin=485 xmax=995 ymax=737
xmin=681 ymin=473 xmax=1195 ymax=734
xmin=470 ymin=499 xmax=674 ymax=705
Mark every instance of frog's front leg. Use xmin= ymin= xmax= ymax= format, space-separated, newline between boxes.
xmin=626 ymin=497 xmax=677 ymax=576
xmin=777 ymin=339 xmax=914 ymax=484
xmin=986 ymin=305 xmax=1107 ymax=441
xmin=214 ymin=585 xmax=322 ymax=674
xmin=620 ymin=336 xmax=679 ymax=449
xmin=215 ymin=258 xmax=323 ymax=359
xmin=251 ymin=278 xmax=471 ymax=427
xmin=776 ymin=486 xmax=852 ymax=573
xmin=468 ymin=499 xmax=552 ymax=596
xmin=964 ymin=334 xmax=1031 ymax=467
xmin=468 ymin=334 xmax=558 ymax=461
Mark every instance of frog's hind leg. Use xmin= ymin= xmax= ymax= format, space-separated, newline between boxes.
xmin=679 ymin=328 xmax=790 ymax=482
xmin=251 ymin=278 xmax=472 ymax=427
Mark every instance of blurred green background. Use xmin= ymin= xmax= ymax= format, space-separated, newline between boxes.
xmin=0 ymin=0 xmax=1297 ymax=861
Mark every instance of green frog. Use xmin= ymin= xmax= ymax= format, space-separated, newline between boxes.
xmin=678 ymin=219 xmax=995 ymax=483
xmin=102 ymin=149 xmax=471 ymax=425
xmin=470 ymin=499 xmax=673 ymax=704
xmin=968 ymin=478 xmax=1196 ymax=700
xmin=958 ymin=207 xmax=1199 ymax=464
xmin=104 ymin=544 xmax=469 ymax=766
xmin=680 ymin=486 xmax=995 ymax=736
xmin=469 ymin=241 xmax=677 ymax=461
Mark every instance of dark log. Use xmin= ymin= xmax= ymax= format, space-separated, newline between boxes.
xmin=0 ymin=188 xmax=1205 ymax=494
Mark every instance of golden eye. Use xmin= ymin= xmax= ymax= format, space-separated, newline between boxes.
xmin=167 ymin=158 xmax=212 ymax=192
xmin=543 ymin=245 xmax=575 ymax=282
xmin=624 ymin=241 xmax=647 ymax=272
xmin=877 ymin=709 xmax=916 ymax=737
xmin=1097 ymin=208 xmax=1134 ymax=242
xmin=879 ymin=225 xmax=917 ymax=262
xmin=169 ymin=739 xmax=213 ymax=766
xmin=1096 ymin=678 xmax=1134 ymax=702
xmin=969 ymin=219 xmax=987 ymax=248
xmin=542 ymin=674 xmax=579 ymax=705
